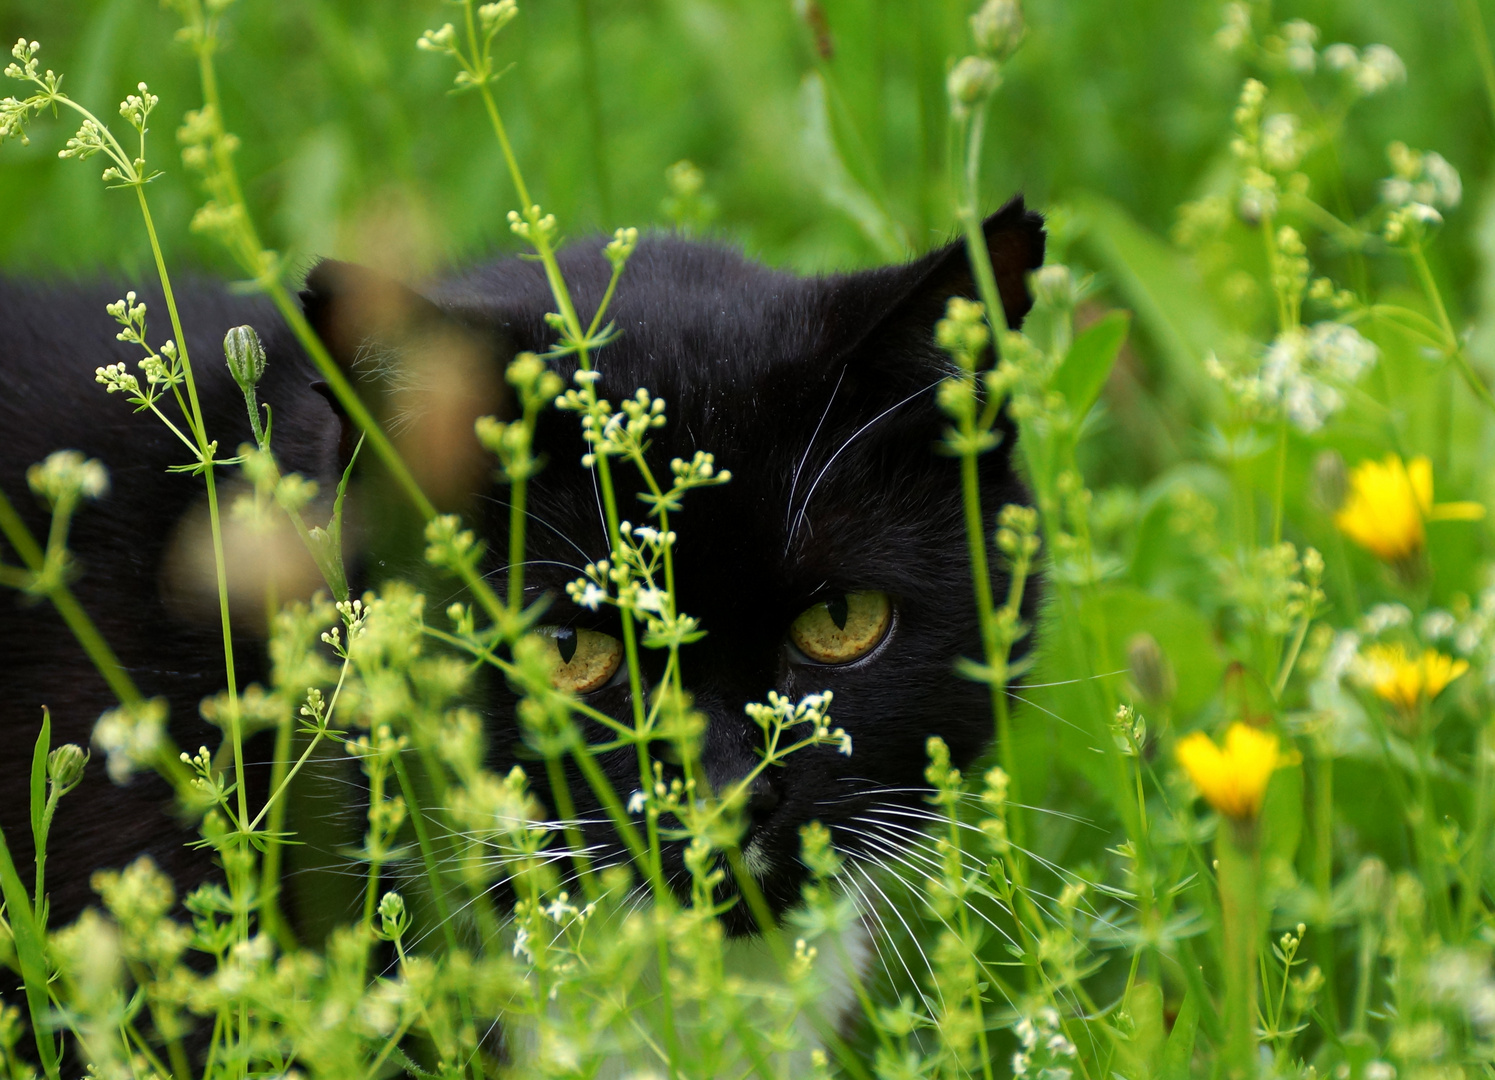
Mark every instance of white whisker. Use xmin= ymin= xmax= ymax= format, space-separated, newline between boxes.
xmin=783 ymin=364 xmax=847 ymax=542
xmin=787 ymin=378 xmax=941 ymax=547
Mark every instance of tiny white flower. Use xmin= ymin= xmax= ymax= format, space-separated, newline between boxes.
xmin=1282 ymin=20 xmax=1318 ymax=73
xmin=1323 ymin=42 xmax=1359 ymax=71
xmin=1356 ymin=44 xmax=1406 ymax=94
xmin=1362 ymin=602 xmax=1413 ymax=636
xmin=1261 ymin=113 xmax=1304 ymax=172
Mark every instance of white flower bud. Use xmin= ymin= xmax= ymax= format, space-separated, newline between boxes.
xmin=1031 ymin=264 xmax=1076 ymax=310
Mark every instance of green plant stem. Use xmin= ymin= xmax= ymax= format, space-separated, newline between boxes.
xmin=1271 ymin=415 xmax=1288 ymax=547
xmin=726 ymin=850 xmax=875 ymax=1080
xmin=1272 ymin=612 xmax=1313 ymax=700
xmin=1407 ymin=235 xmax=1495 ymax=418
xmin=0 ymin=489 xmax=148 ymax=711
xmin=944 ymin=802 xmax=996 ymax=1080
xmin=1412 ymin=730 xmax=1455 ymax=937
xmin=257 ymin=706 xmax=296 ymax=951
xmin=1351 ymin=912 xmax=1379 ymax=1033
xmin=135 ymin=189 xmax=248 ymax=841
xmin=1217 ymin=822 xmax=1262 ymax=1080
xmin=544 ymin=754 xmax=598 ymax=900
xmin=1463 ymin=719 xmax=1495 ymax=931
xmin=1459 ymin=0 xmax=1495 ymax=128
xmin=389 ymin=751 xmax=479 ymax=1080
xmin=469 ymin=56 xmax=675 ymax=929
xmin=0 ymin=819 xmax=60 ymax=1080
xmin=360 ymin=755 xmax=389 ymax=935
xmin=573 ymin=0 xmax=613 ymax=221
xmin=1312 ymin=748 xmax=1339 ymax=1023
xmin=507 ymin=467 xmax=529 ymax=618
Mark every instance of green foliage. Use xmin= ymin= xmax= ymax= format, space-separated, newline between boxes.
xmin=7 ymin=0 xmax=1495 ymax=1078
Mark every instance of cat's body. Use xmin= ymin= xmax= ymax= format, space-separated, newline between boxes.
xmin=0 ymin=201 xmax=1042 ymax=934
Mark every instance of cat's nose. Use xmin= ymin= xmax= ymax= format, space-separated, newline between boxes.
xmin=746 ymin=773 xmax=780 ymax=824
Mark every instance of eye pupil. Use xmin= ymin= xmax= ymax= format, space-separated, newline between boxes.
xmin=788 ymin=590 xmax=892 ymax=665
xmin=825 ymin=594 xmax=849 ymax=630
xmin=555 ymin=627 xmax=578 ymax=664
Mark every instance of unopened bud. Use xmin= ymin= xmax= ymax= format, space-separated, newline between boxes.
xmin=947 ymin=55 xmax=1001 ymax=112
xmin=223 ymin=325 xmax=267 ymax=392
xmin=1311 ymin=449 xmax=1347 ymax=512
xmin=378 ymin=890 xmax=408 ymax=939
xmin=1031 ymin=264 xmax=1076 ymax=310
xmin=1126 ymin=633 xmax=1175 ymax=704
xmin=971 ymin=0 xmax=1024 ymax=60
xmin=47 ymin=743 xmax=89 ymax=796
xmin=1351 ymin=857 xmax=1388 ymax=917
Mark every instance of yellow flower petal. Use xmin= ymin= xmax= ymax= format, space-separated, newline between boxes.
xmin=1427 ymin=501 xmax=1487 ymax=522
xmin=1356 ymin=643 xmax=1468 ymax=710
xmin=1176 ymin=723 xmax=1296 ymax=821
xmin=1334 ymin=454 xmax=1425 ymax=562
xmin=1335 ymin=453 xmax=1484 ymax=564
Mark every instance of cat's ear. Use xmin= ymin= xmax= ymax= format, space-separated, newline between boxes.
xmin=299 ymin=259 xmax=509 ymax=506
xmin=824 ymin=196 xmax=1045 ymax=368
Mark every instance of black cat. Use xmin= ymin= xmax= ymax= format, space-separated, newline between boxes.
xmin=0 ymin=198 xmax=1043 ymax=929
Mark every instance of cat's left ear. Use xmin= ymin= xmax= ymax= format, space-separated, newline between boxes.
xmin=824 ymin=195 xmax=1045 ymax=366
xmin=299 ymin=258 xmax=510 ymax=507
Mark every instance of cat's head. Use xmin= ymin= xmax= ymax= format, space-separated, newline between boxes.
xmin=302 ymin=198 xmax=1044 ymax=929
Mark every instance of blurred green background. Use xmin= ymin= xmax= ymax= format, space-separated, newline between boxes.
xmin=0 ymin=1 xmax=1484 ymax=280
xmin=3 ymin=0 xmax=1492 ymax=491
xmin=8 ymin=0 xmax=1495 ymax=1048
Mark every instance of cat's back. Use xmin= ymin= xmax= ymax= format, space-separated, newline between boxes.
xmin=0 ymin=275 xmax=335 ymax=918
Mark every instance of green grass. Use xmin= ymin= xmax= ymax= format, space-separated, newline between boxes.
xmin=7 ymin=1 xmax=1495 ymax=1077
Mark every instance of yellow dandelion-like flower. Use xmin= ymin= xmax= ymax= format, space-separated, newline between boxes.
xmin=1356 ymin=642 xmax=1468 ymax=712
xmin=1175 ymin=723 xmax=1298 ymax=821
xmin=1334 ymin=453 xmax=1483 ymax=563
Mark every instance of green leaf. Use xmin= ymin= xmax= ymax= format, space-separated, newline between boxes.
xmin=1159 ymin=987 xmax=1199 ymax=1080
xmin=1071 ymin=193 xmax=1227 ymax=399
xmin=1052 ymin=309 xmax=1130 ymax=423
xmin=797 ymin=72 xmax=908 ymax=261
xmin=28 ymin=708 xmax=48 ymax=855
xmin=306 ymin=434 xmax=363 ymax=602
xmin=0 ymin=817 xmax=60 ymax=1080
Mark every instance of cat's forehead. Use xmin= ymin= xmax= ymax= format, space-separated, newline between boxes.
xmin=435 ymin=235 xmax=838 ymax=389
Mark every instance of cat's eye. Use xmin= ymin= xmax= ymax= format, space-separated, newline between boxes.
xmin=533 ymin=626 xmax=624 ymax=694
xmin=788 ymin=591 xmax=892 ymax=665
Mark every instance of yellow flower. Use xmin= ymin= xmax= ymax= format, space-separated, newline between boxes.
xmin=1334 ymin=453 xmax=1483 ymax=563
xmin=1175 ymin=723 xmax=1297 ymax=821
xmin=1356 ymin=643 xmax=1468 ymax=712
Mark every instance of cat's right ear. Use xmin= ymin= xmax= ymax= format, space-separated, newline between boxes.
xmin=300 ymin=259 xmax=509 ymax=506
xmin=822 ymin=196 xmax=1045 ymax=380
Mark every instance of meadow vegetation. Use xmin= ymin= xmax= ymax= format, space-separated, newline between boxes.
xmin=2 ymin=0 xmax=1495 ymax=1078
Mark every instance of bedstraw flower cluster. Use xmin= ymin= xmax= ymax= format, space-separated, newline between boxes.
xmin=744 ymin=690 xmax=851 ymax=758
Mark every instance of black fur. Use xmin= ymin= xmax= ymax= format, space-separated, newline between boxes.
xmin=0 ymin=199 xmax=1043 ymax=930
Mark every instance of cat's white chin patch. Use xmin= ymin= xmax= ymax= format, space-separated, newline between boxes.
xmin=741 ymin=837 xmax=773 ymax=877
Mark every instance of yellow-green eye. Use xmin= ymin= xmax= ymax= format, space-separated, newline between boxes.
xmin=534 ymin=627 xmax=624 ymax=694
xmin=788 ymin=591 xmax=892 ymax=664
